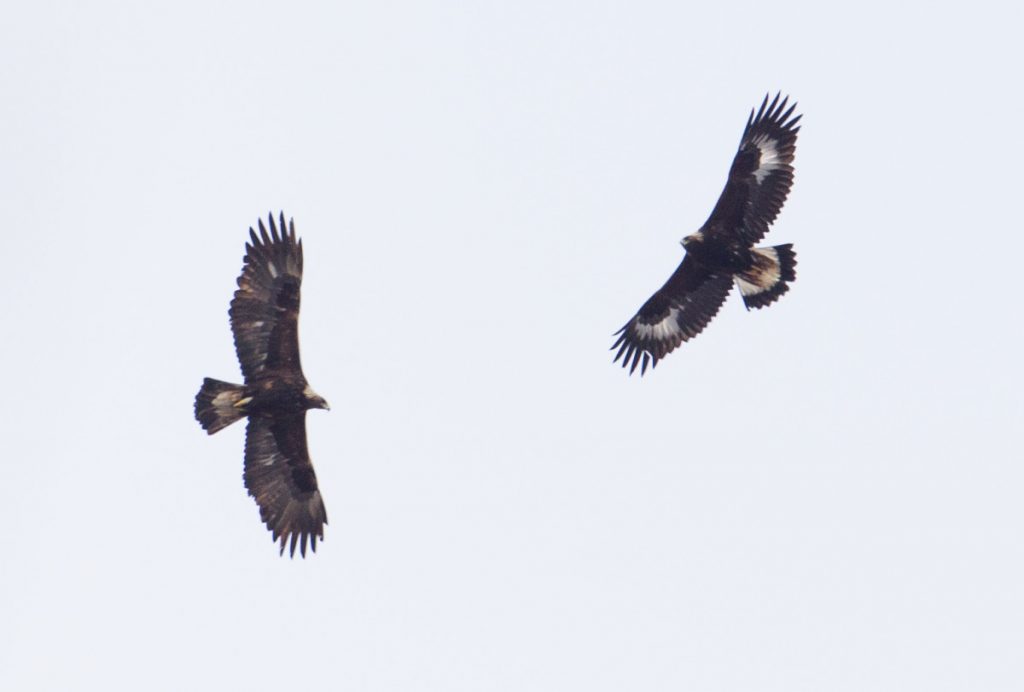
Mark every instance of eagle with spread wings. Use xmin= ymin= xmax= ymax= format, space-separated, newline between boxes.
xmin=194 ymin=213 xmax=329 ymax=557
xmin=612 ymin=93 xmax=801 ymax=375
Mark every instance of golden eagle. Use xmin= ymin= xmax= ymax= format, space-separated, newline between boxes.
xmin=194 ymin=213 xmax=329 ymax=557
xmin=612 ymin=93 xmax=801 ymax=375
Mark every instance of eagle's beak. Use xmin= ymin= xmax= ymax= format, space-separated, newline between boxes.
xmin=317 ymin=397 xmax=330 ymax=411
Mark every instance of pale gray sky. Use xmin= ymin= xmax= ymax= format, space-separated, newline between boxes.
xmin=2 ymin=2 xmax=1022 ymax=690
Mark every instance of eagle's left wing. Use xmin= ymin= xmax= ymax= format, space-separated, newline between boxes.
xmin=612 ymin=254 xmax=734 ymax=375
xmin=243 ymin=415 xmax=327 ymax=557
xmin=229 ymin=213 xmax=305 ymax=381
xmin=700 ymin=93 xmax=801 ymax=245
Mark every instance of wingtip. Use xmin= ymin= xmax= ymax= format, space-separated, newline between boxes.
xmin=275 ymin=530 xmax=322 ymax=559
xmin=258 ymin=217 xmax=273 ymax=246
xmin=268 ymin=212 xmax=280 ymax=242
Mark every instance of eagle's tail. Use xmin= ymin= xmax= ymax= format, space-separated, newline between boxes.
xmin=194 ymin=378 xmax=247 ymax=434
xmin=736 ymin=243 xmax=797 ymax=310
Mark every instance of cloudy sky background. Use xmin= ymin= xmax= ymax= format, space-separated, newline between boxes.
xmin=3 ymin=2 xmax=1022 ymax=690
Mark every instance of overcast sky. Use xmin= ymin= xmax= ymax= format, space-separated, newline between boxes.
xmin=2 ymin=2 xmax=1023 ymax=690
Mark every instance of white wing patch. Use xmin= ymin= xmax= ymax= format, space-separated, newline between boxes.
xmin=250 ymin=423 xmax=287 ymax=467
xmin=266 ymin=261 xmax=279 ymax=279
xmin=751 ymin=135 xmax=783 ymax=184
xmin=633 ymin=307 xmax=683 ymax=341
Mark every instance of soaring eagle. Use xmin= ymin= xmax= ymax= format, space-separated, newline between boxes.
xmin=612 ymin=93 xmax=801 ymax=375
xmin=194 ymin=213 xmax=329 ymax=557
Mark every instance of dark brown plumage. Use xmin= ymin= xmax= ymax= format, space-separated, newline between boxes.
xmin=194 ymin=213 xmax=329 ymax=557
xmin=613 ymin=93 xmax=801 ymax=375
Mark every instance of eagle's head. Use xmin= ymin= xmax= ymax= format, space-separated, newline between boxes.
xmin=303 ymin=385 xmax=331 ymax=411
xmin=680 ymin=231 xmax=705 ymax=251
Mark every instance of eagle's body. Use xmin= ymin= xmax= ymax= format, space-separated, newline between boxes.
xmin=194 ymin=213 xmax=329 ymax=558
xmin=613 ymin=93 xmax=802 ymax=375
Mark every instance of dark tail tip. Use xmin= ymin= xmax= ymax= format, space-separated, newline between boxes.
xmin=738 ymin=244 xmax=797 ymax=310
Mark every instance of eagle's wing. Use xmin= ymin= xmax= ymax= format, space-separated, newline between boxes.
xmin=700 ymin=93 xmax=801 ymax=246
xmin=243 ymin=415 xmax=327 ymax=557
xmin=229 ymin=213 xmax=304 ymax=381
xmin=612 ymin=254 xmax=734 ymax=375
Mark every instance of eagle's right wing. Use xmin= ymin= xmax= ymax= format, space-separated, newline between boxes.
xmin=700 ymin=93 xmax=801 ymax=246
xmin=229 ymin=213 xmax=305 ymax=381
xmin=243 ymin=415 xmax=327 ymax=557
xmin=612 ymin=254 xmax=734 ymax=375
